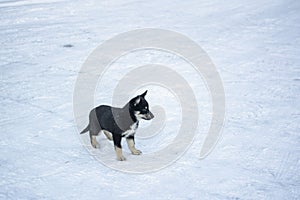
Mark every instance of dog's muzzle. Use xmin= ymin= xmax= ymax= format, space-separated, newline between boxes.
xmin=144 ymin=111 xmax=154 ymax=120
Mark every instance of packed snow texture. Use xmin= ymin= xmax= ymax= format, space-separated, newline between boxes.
xmin=1 ymin=0 xmax=300 ymax=199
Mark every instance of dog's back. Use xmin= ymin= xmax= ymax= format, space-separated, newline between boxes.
xmin=96 ymin=104 xmax=135 ymax=134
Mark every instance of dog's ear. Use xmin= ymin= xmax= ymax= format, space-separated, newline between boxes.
xmin=140 ymin=90 xmax=148 ymax=98
xmin=134 ymin=96 xmax=140 ymax=106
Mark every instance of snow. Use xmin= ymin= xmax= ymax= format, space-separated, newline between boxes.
xmin=1 ymin=0 xmax=300 ymax=199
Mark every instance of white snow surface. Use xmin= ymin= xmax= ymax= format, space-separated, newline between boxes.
xmin=1 ymin=0 xmax=300 ymax=199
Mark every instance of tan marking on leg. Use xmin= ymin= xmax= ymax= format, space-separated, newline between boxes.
xmin=115 ymin=147 xmax=126 ymax=161
xmin=126 ymin=138 xmax=142 ymax=155
xmin=103 ymin=130 xmax=113 ymax=141
xmin=91 ymin=135 xmax=99 ymax=148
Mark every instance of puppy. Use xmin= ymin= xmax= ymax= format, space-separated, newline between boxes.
xmin=80 ymin=90 xmax=154 ymax=161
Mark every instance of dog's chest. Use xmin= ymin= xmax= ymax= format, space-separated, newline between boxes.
xmin=122 ymin=122 xmax=138 ymax=137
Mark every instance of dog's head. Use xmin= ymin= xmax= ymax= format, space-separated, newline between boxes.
xmin=130 ymin=90 xmax=154 ymax=120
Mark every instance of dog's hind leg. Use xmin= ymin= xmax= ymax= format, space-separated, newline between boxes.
xmin=88 ymin=109 xmax=101 ymax=148
xmin=89 ymin=132 xmax=99 ymax=148
xmin=103 ymin=130 xmax=113 ymax=141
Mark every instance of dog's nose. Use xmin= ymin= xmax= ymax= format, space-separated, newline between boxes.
xmin=148 ymin=111 xmax=154 ymax=119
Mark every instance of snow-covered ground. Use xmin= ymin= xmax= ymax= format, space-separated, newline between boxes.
xmin=1 ymin=0 xmax=300 ymax=199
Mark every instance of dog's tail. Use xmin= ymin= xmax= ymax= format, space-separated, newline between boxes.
xmin=80 ymin=124 xmax=90 ymax=134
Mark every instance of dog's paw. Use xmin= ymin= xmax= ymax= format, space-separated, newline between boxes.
xmin=91 ymin=136 xmax=99 ymax=148
xmin=117 ymin=155 xmax=126 ymax=161
xmin=91 ymin=142 xmax=99 ymax=149
xmin=92 ymin=144 xmax=99 ymax=149
xmin=131 ymin=149 xmax=142 ymax=155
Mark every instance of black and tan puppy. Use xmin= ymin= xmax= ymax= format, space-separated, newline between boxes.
xmin=80 ymin=90 xmax=154 ymax=161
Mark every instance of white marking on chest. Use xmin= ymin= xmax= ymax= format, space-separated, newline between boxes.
xmin=122 ymin=122 xmax=138 ymax=137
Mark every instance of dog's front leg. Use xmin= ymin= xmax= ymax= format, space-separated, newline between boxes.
xmin=113 ymin=134 xmax=126 ymax=161
xmin=126 ymin=135 xmax=142 ymax=155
